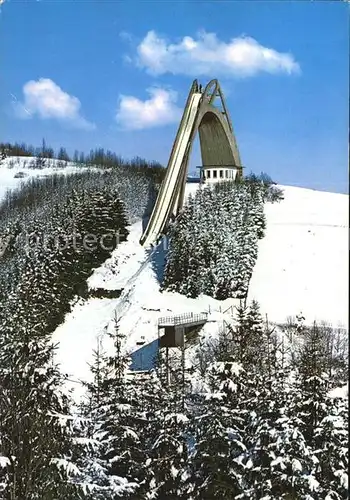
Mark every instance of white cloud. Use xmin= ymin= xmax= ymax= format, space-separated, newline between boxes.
xmin=132 ymin=30 xmax=300 ymax=77
xmin=15 ymin=78 xmax=95 ymax=130
xmin=115 ymin=87 xmax=182 ymax=130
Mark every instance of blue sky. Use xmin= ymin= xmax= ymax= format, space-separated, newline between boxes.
xmin=1 ymin=0 xmax=348 ymax=193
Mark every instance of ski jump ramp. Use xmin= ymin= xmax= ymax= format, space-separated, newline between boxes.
xmin=140 ymin=79 xmax=243 ymax=247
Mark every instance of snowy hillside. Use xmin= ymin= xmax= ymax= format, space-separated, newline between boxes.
xmin=249 ymin=185 xmax=348 ymax=327
xmin=0 ymin=164 xmax=348 ymax=395
xmin=51 ymin=183 xmax=348 ymax=396
xmin=53 ymin=221 xmax=237 ymax=397
xmin=0 ymin=156 xmax=88 ymax=200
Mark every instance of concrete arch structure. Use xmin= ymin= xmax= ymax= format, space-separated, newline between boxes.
xmin=140 ymin=79 xmax=243 ymax=247
xmin=197 ymin=79 xmax=241 ymax=171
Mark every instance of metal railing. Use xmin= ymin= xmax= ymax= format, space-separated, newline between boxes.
xmin=158 ymin=312 xmax=208 ymax=327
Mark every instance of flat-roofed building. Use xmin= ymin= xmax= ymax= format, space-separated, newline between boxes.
xmin=198 ymin=164 xmax=241 ymax=184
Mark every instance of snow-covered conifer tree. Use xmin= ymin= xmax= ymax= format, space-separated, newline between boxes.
xmin=188 ymin=358 xmax=247 ymax=499
xmin=77 ymin=316 xmax=142 ymax=498
xmin=314 ymin=395 xmax=348 ymax=499
xmin=0 ymin=260 xmax=81 ymax=498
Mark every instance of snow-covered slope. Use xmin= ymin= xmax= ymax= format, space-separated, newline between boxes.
xmin=52 ymin=184 xmax=348 ymax=397
xmin=187 ymin=182 xmax=348 ymax=326
xmin=53 ymin=221 xmax=237 ymax=398
xmin=0 ymin=156 xmax=87 ymax=201
xmin=248 ymin=185 xmax=348 ymax=327
xmin=1 ymin=163 xmax=347 ymax=397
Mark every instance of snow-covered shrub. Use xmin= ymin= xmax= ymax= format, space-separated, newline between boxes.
xmin=243 ymin=171 xmax=284 ymax=203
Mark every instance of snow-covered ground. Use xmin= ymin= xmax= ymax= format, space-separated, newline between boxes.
xmin=0 ymin=161 xmax=348 ymax=398
xmin=53 ymin=222 xmax=237 ymax=398
xmin=248 ymin=185 xmax=348 ymax=327
xmin=52 ymin=184 xmax=348 ymax=397
xmin=0 ymin=156 xmax=87 ymax=201
xmin=329 ymin=383 xmax=348 ymax=400
xmin=182 ymin=182 xmax=348 ymax=327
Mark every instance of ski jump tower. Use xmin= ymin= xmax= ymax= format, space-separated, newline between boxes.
xmin=140 ymin=79 xmax=243 ymax=247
